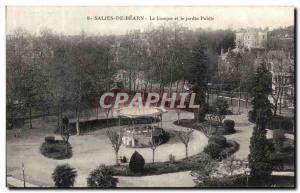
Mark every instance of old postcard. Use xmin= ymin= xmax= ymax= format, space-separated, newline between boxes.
xmin=6 ymin=6 xmax=295 ymax=188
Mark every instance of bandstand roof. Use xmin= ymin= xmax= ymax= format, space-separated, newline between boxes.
xmin=117 ymin=106 xmax=167 ymax=118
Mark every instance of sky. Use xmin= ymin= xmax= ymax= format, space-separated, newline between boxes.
xmin=6 ymin=6 xmax=294 ymax=35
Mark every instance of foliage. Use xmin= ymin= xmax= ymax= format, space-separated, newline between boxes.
xmin=173 ymin=128 xmax=194 ymax=159
xmin=220 ymin=140 xmax=240 ymax=159
xmin=106 ymin=129 xmax=124 ymax=165
xmin=198 ymin=122 xmax=217 ymax=137
xmin=52 ymin=164 xmax=77 ymax=187
xmin=87 ymin=165 xmax=118 ymax=188
xmin=218 ymin=156 xmax=246 ymax=176
xmin=40 ymin=140 xmax=72 ymax=159
xmin=129 ymin=151 xmax=145 ymax=173
xmin=208 ymin=135 xmax=227 ymax=146
xmin=206 ymin=113 xmax=225 ymax=127
xmin=248 ymin=63 xmax=273 ymax=184
xmin=267 ymin=115 xmax=294 ymax=134
xmin=212 ymin=98 xmax=229 ymax=115
xmin=204 ymin=142 xmax=222 ymax=159
xmin=120 ymin=156 xmax=127 ymax=163
xmin=272 ymin=129 xmax=285 ymax=151
xmin=187 ymin=40 xmax=209 ymax=122
xmin=192 ymin=155 xmax=252 ymax=187
xmin=248 ymin=126 xmax=272 ymax=183
xmin=249 ymin=63 xmax=273 ymax=125
xmin=45 ymin=136 xmax=55 ymax=144
xmin=223 ymin=119 xmax=236 ymax=134
xmin=109 ymin=143 xmax=239 ymax=177
xmin=248 ymin=110 xmax=255 ymax=123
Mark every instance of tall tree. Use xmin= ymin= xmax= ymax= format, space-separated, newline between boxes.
xmin=187 ymin=40 xmax=209 ymax=122
xmin=173 ymin=128 xmax=194 ymax=159
xmin=248 ymin=63 xmax=272 ymax=184
xmin=106 ymin=129 xmax=124 ymax=165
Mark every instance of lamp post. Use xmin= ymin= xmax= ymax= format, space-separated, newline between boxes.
xmin=245 ymin=166 xmax=251 ymax=187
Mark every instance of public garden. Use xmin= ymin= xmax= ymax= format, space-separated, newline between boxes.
xmin=6 ymin=23 xmax=295 ymax=188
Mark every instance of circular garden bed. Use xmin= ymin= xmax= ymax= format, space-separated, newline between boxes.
xmin=40 ymin=136 xmax=72 ymax=159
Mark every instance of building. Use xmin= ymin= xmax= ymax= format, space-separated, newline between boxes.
xmin=265 ymin=50 xmax=294 ymax=108
xmin=235 ymin=28 xmax=268 ymax=49
xmin=112 ymin=69 xmax=146 ymax=91
xmin=122 ymin=126 xmax=162 ymax=147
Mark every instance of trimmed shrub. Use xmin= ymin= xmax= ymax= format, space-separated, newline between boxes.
xmin=204 ymin=142 xmax=222 ymax=159
xmin=52 ymin=164 xmax=77 ymax=187
xmin=223 ymin=119 xmax=236 ymax=134
xmin=129 ymin=151 xmax=145 ymax=173
xmin=87 ymin=165 xmax=118 ymax=187
xmin=208 ymin=135 xmax=227 ymax=147
xmin=45 ymin=136 xmax=55 ymax=144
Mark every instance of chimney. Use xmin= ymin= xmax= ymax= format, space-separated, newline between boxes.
xmin=288 ymin=51 xmax=291 ymax=59
xmin=221 ymin=48 xmax=224 ymax=55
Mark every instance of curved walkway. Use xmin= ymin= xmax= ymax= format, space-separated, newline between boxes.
xmin=6 ymin=110 xmax=207 ymax=187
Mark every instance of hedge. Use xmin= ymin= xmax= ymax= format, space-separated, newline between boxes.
xmin=208 ymin=135 xmax=227 ymax=147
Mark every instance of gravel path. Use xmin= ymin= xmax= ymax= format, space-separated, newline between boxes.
xmin=7 ymin=110 xmax=207 ymax=187
xmin=117 ymin=171 xmax=195 ymax=187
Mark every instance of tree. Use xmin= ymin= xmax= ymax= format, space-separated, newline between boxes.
xmin=148 ymin=128 xmax=162 ymax=163
xmin=52 ymin=164 xmax=77 ymax=187
xmin=187 ymin=40 xmax=209 ymax=122
xmin=248 ymin=63 xmax=273 ymax=184
xmin=249 ymin=63 xmax=273 ymax=124
xmin=268 ymin=51 xmax=293 ymax=116
xmin=173 ymin=128 xmax=194 ymax=159
xmin=106 ymin=129 xmax=124 ymax=165
xmin=248 ymin=124 xmax=272 ymax=184
xmin=87 ymin=165 xmax=118 ymax=187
